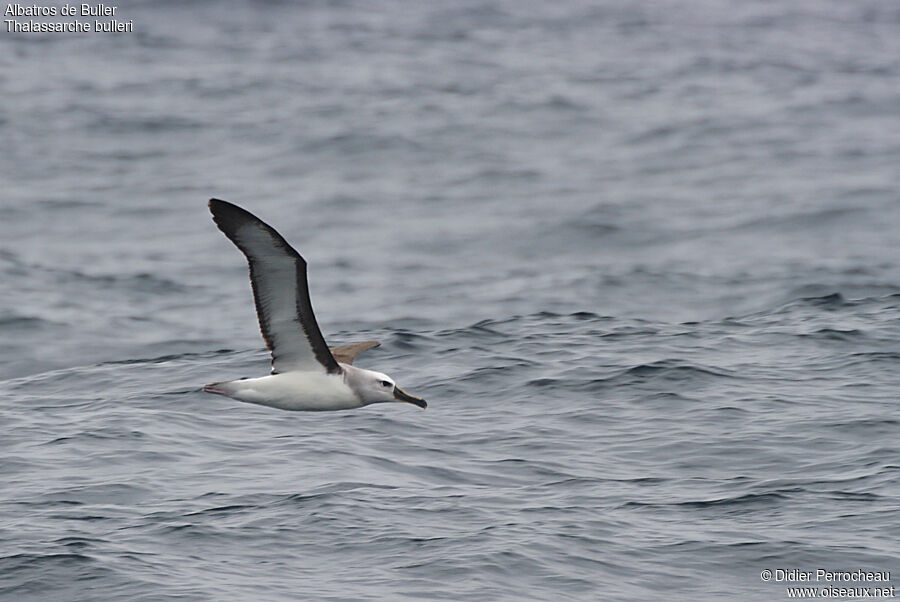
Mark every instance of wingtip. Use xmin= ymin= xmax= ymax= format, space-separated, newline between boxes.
xmin=208 ymin=198 xmax=255 ymax=234
xmin=208 ymin=198 xmax=227 ymax=220
xmin=208 ymin=197 xmax=235 ymax=216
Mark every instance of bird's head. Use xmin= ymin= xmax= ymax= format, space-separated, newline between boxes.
xmin=344 ymin=366 xmax=426 ymax=409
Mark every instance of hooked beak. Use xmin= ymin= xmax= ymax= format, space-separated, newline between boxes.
xmin=394 ymin=386 xmax=426 ymax=409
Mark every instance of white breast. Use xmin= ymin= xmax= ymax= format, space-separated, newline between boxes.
xmin=222 ymin=372 xmax=363 ymax=411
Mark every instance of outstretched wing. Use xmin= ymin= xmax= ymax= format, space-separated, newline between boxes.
xmin=330 ymin=341 xmax=380 ymax=365
xmin=208 ymin=198 xmax=341 ymax=375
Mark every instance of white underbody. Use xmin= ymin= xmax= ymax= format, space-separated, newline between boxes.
xmin=208 ymin=365 xmax=363 ymax=411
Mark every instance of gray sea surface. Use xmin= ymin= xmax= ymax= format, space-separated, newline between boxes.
xmin=2 ymin=1 xmax=900 ymax=600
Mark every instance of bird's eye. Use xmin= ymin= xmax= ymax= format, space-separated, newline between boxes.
xmin=380 ymin=380 xmax=391 ymax=388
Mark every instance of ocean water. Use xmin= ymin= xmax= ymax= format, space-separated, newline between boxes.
xmin=2 ymin=1 xmax=900 ymax=600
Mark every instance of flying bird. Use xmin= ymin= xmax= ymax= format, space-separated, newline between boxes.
xmin=203 ymin=198 xmax=426 ymax=412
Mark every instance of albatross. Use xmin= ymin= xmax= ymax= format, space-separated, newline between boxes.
xmin=203 ymin=198 xmax=426 ymax=412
